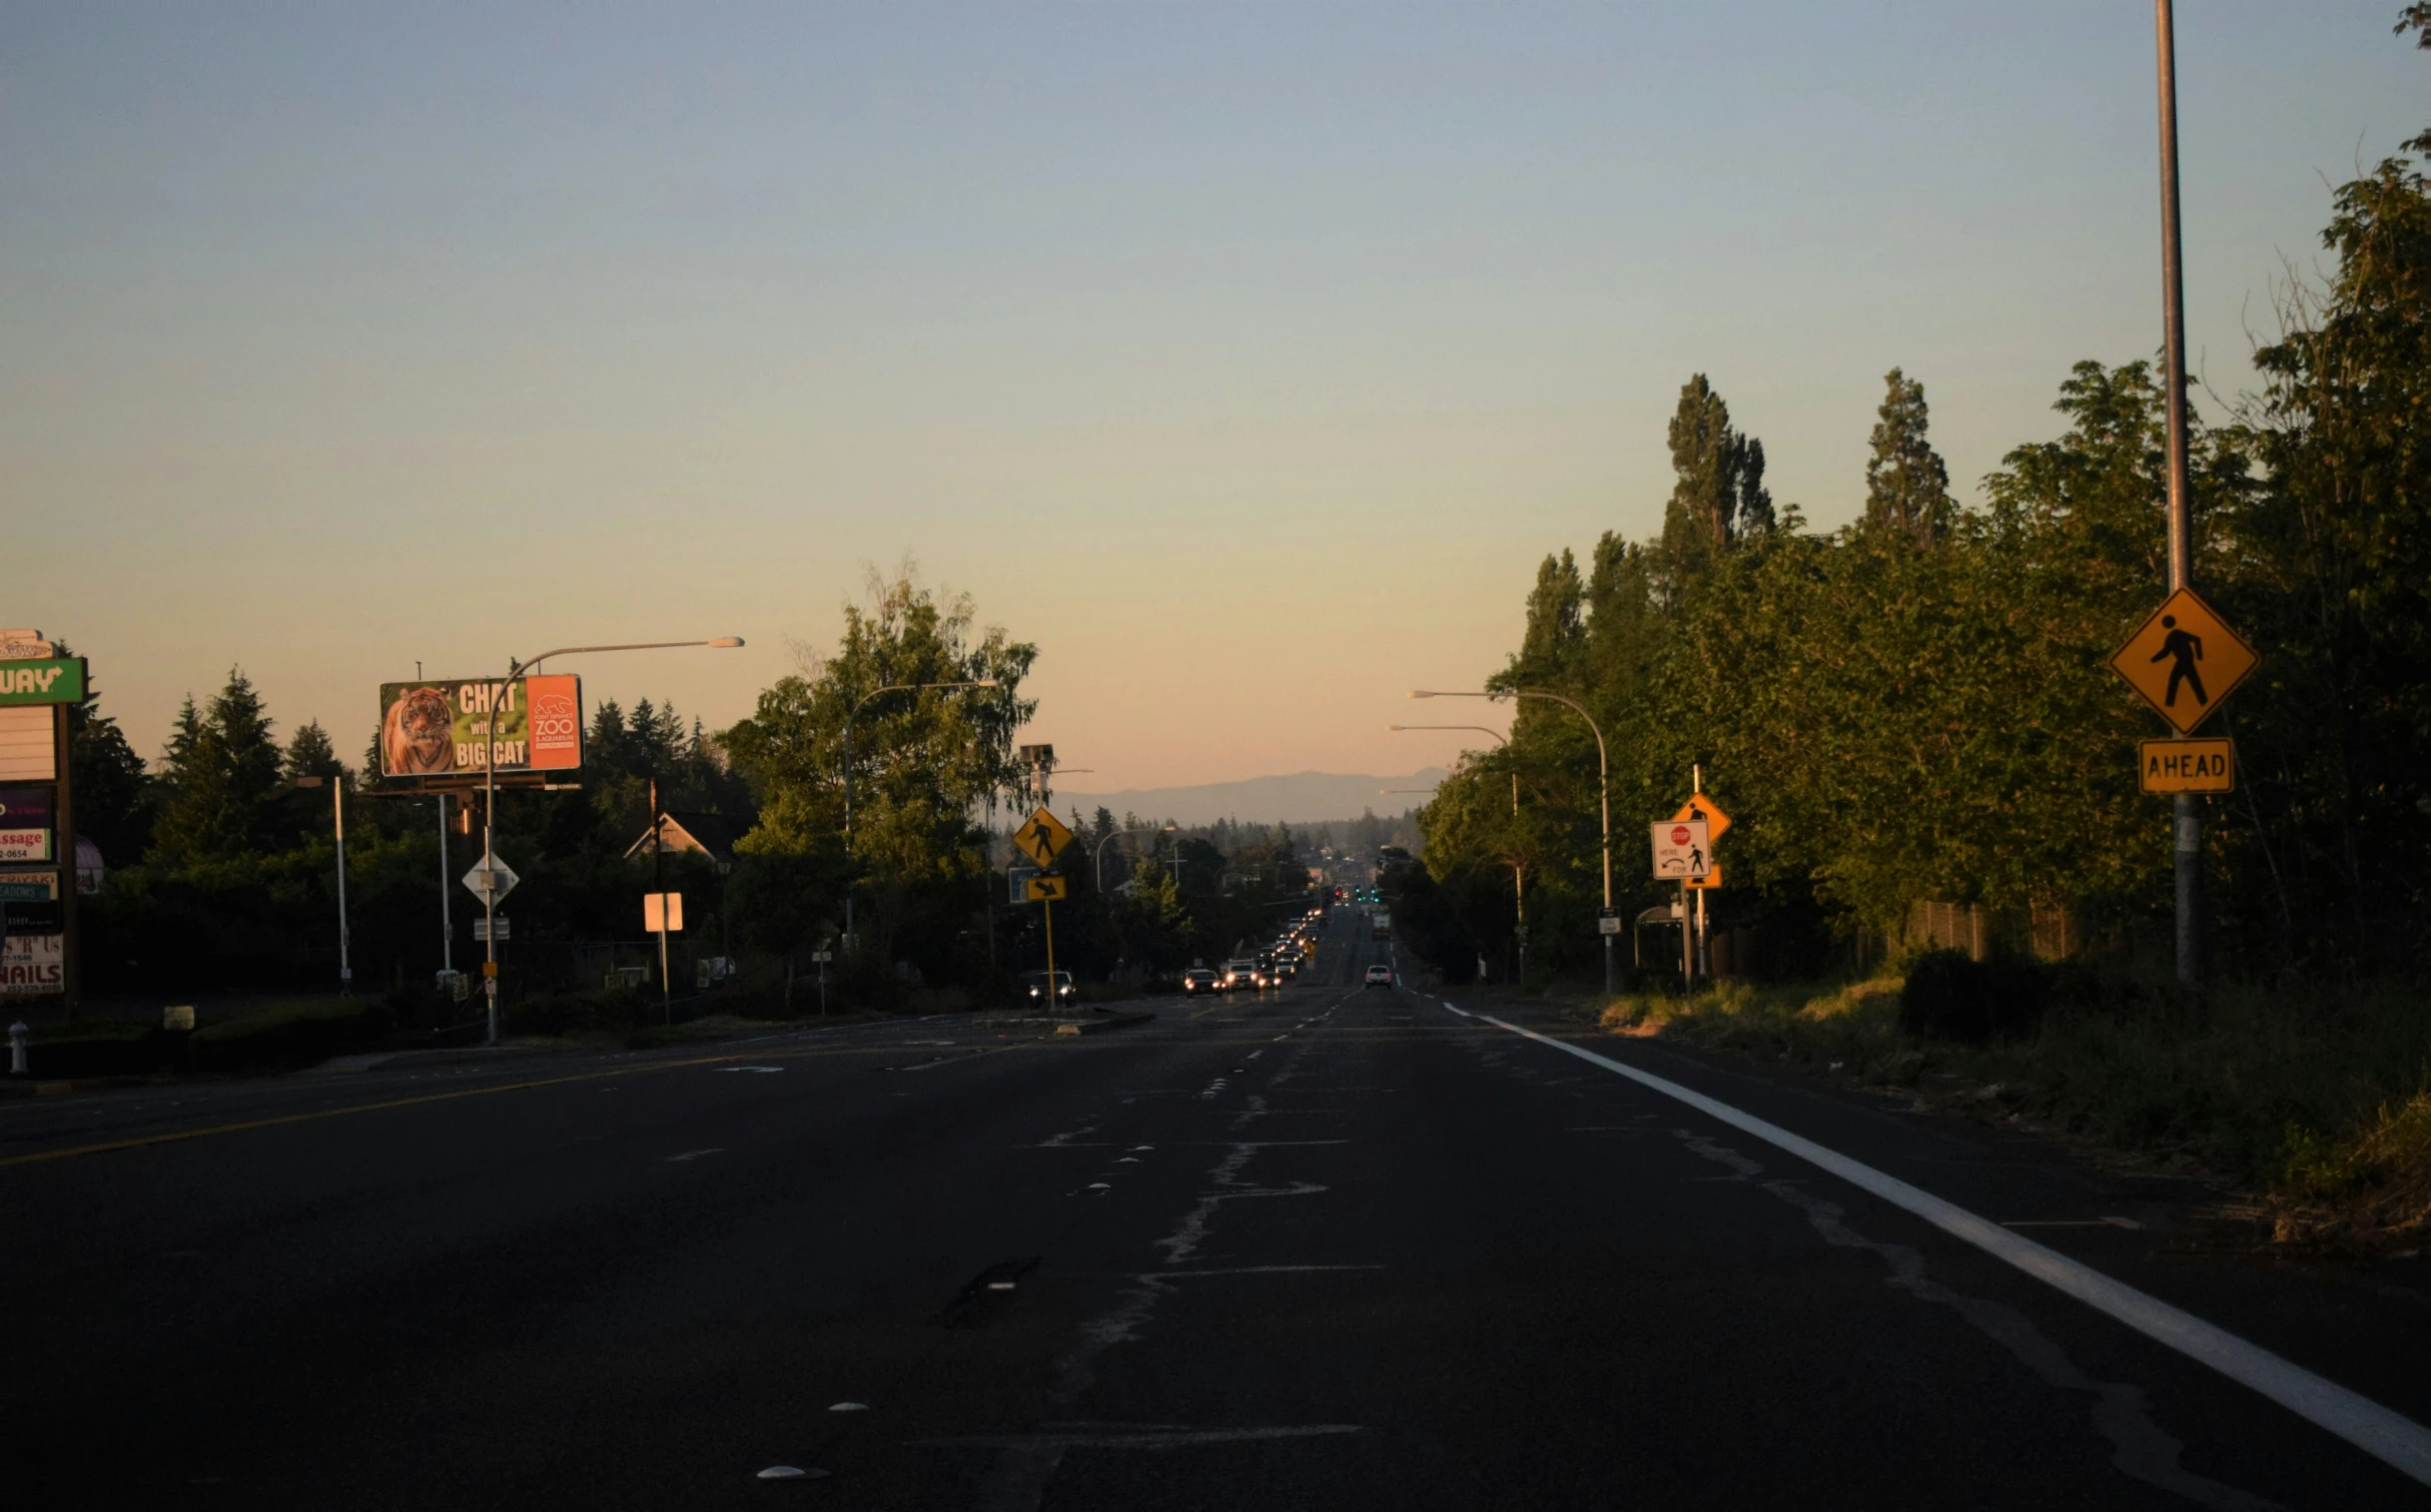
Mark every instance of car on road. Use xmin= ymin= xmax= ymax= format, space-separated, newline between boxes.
xmin=1181 ymin=968 xmax=1219 ymax=997
xmin=1220 ymin=960 xmax=1259 ymax=992
xmin=1364 ymin=964 xmax=1393 ymax=989
xmin=1022 ymin=970 xmax=1078 ymax=1008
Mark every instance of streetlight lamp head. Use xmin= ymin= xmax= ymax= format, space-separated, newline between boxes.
xmin=974 ymin=679 xmax=1002 ymax=688
xmin=706 ymin=637 xmax=745 ymax=648
xmin=1407 ymin=690 xmax=1435 ymax=699
xmin=1386 ymin=724 xmax=1406 ymax=731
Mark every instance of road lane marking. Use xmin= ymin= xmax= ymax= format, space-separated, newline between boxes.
xmin=0 ymin=1040 xmax=1039 ymax=1169
xmin=1669 ymin=1127 xmax=2276 ymax=1511
xmin=664 ymin=1147 xmax=725 ymax=1162
xmin=1450 ymin=1003 xmax=2431 ymax=1489
xmin=928 ymin=1424 xmax=1360 ymax=1450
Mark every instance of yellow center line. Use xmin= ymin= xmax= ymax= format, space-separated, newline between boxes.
xmin=0 ymin=1038 xmax=1041 ymax=1170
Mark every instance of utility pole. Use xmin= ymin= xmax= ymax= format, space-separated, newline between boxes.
xmin=2155 ymin=0 xmax=2200 ymax=984
xmin=436 ymin=795 xmax=452 ymax=978
xmin=651 ymin=776 xmax=671 ymax=1026
xmin=333 ymin=776 xmax=351 ymax=994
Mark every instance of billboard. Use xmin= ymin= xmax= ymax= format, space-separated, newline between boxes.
xmin=0 ymin=657 xmax=85 ymax=707
xmin=379 ymin=675 xmax=583 ymax=779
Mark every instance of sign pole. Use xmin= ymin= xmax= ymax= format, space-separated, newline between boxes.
xmin=333 ymin=776 xmax=351 ymax=994
xmin=1680 ymin=881 xmax=1693 ymax=993
xmin=483 ymin=666 xmax=505 ymax=1045
xmin=2156 ymin=0 xmax=2200 ymax=984
xmin=54 ymin=701 xmax=78 ymax=1021
xmin=1043 ymin=896 xmax=1058 ymax=1012
xmin=652 ymin=776 xmax=671 ymax=1027
xmin=1691 ymin=765 xmax=1705 ymax=985
xmin=437 ymin=795 xmax=452 ymax=977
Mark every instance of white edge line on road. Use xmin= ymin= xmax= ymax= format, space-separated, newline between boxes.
xmin=1447 ymin=1002 xmax=2431 ymax=1489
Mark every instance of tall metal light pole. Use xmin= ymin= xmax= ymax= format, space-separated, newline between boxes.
xmin=2154 ymin=0 xmax=2200 ymax=984
xmin=293 ymin=775 xmax=351 ymax=993
xmin=1389 ymin=723 xmax=1528 ymax=987
xmin=1411 ymin=688 xmax=1615 ymax=997
xmin=436 ymin=794 xmax=453 ymax=981
xmin=840 ymin=680 xmax=1001 ymax=956
xmin=478 ymin=637 xmax=743 ymax=1046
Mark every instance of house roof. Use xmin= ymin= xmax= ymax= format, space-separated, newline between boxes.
xmin=623 ymin=810 xmax=742 ymax=865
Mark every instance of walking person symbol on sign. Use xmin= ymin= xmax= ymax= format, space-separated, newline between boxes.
xmin=2108 ymin=588 xmax=2257 ymax=737
xmin=2151 ymin=615 xmax=2206 ymax=710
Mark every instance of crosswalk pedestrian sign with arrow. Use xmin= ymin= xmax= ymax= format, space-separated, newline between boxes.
xmin=1011 ymin=806 xmax=1074 ymax=869
xmin=2108 ymin=588 xmax=2256 ymax=736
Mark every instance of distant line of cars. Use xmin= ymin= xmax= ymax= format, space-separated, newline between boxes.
xmin=1177 ymin=904 xmax=1334 ymax=997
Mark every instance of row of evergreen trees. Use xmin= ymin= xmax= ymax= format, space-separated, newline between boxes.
xmin=65 ymin=661 xmax=758 ymax=996
xmin=1414 ymin=41 xmax=2431 ymax=984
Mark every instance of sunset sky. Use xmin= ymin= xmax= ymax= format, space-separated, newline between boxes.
xmin=7 ymin=3 xmax=2421 ymax=790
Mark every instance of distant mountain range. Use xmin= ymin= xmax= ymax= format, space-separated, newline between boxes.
xmin=1054 ymin=769 xmax=1447 ymax=828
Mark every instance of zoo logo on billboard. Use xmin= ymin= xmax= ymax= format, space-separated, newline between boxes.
xmin=529 ymin=683 xmax=580 ymax=766
xmin=378 ymin=674 xmax=584 ymax=778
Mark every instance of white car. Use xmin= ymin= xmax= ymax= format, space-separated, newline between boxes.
xmin=1363 ymin=964 xmax=1393 ymax=989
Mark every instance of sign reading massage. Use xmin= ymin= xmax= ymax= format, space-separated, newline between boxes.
xmin=378 ymin=675 xmax=583 ymax=778
xmin=0 ymin=658 xmax=86 ymax=706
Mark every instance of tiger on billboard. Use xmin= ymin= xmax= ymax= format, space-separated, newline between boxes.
xmin=378 ymin=675 xmax=583 ymax=778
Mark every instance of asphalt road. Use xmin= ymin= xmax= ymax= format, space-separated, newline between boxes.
xmin=7 ymin=909 xmax=2429 ymax=1509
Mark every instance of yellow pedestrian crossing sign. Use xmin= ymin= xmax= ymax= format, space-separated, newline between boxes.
xmin=1025 ymin=874 xmax=1069 ymax=903
xmin=1672 ymin=794 xmax=1731 ymax=843
xmin=1011 ymin=806 xmax=1075 ymax=868
xmin=2108 ymin=588 xmax=2256 ymax=736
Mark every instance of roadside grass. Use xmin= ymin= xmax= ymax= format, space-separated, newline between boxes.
xmin=1592 ymin=970 xmax=2431 ymax=1252
xmin=190 ymin=997 xmax=382 ymax=1069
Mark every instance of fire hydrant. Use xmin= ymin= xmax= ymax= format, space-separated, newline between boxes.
xmin=8 ymin=1021 xmax=27 ymax=1077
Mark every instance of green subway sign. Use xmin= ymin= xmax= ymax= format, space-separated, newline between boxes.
xmin=0 ymin=659 xmax=84 ymax=706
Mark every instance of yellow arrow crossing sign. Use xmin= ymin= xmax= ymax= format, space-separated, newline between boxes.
xmin=1025 ymin=874 xmax=1069 ymax=903
xmin=2108 ymin=588 xmax=2257 ymax=736
xmin=1011 ymin=806 xmax=1075 ymax=869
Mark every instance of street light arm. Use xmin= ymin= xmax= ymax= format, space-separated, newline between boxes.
xmin=479 ymin=634 xmax=744 ymax=1047
xmin=1410 ymin=685 xmax=1616 ymax=993
xmin=1386 ymin=723 xmax=1506 ymax=747
xmin=509 ymin=637 xmax=745 ymax=680
xmin=1092 ymin=824 xmax=1177 ymax=891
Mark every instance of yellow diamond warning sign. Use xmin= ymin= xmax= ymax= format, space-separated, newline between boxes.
xmin=1671 ymin=794 xmax=1731 ymax=843
xmin=1011 ymin=806 xmax=1075 ymax=869
xmin=2108 ymin=588 xmax=2257 ymax=736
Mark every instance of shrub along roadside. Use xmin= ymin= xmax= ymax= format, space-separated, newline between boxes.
xmin=1594 ymin=968 xmax=2431 ymax=1252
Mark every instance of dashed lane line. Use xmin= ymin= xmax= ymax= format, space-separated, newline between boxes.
xmin=1442 ymin=1000 xmax=2431 ymax=1490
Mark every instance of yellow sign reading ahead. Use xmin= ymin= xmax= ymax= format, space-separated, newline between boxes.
xmin=2109 ymin=588 xmax=2256 ymax=735
xmin=1011 ymin=806 xmax=1075 ymax=868
xmin=2139 ymin=738 xmax=2235 ymax=794
xmin=1025 ymin=874 xmax=1069 ymax=903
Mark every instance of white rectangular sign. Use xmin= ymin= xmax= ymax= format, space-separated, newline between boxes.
xmin=0 ymin=707 xmax=53 ymax=783
xmin=2 ymin=932 xmax=63 ymax=995
xmin=644 ymin=892 xmax=684 ymax=933
xmin=0 ymin=828 xmax=51 ymax=863
xmin=1651 ymin=818 xmax=1712 ymax=881
xmin=472 ymin=917 xmax=510 ymax=942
